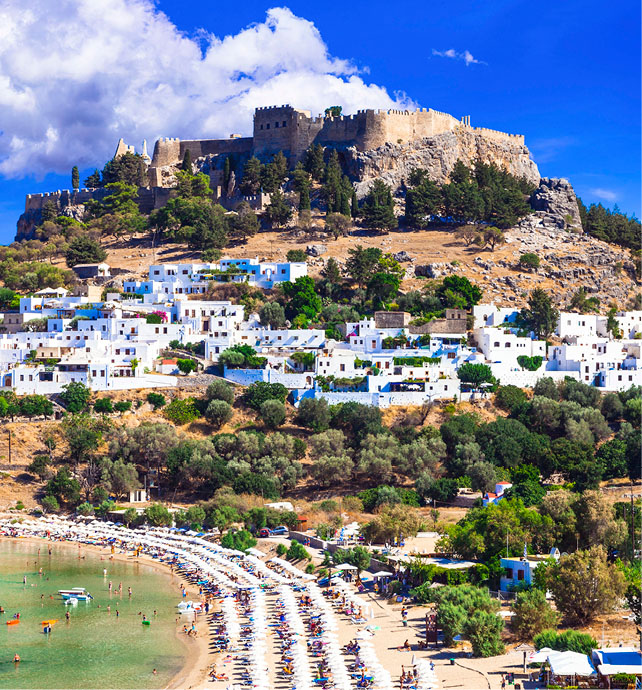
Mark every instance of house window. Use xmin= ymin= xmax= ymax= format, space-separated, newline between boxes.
xmin=505 ymin=342 xmax=511 ymax=347
xmin=266 ymin=123 xmax=270 ymax=129
xmin=282 ymin=121 xmax=286 ymax=127
xmin=340 ymin=364 xmax=345 ymax=372
xmin=504 ymin=568 xmax=513 ymax=578
xmin=494 ymin=341 xmax=500 ymax=347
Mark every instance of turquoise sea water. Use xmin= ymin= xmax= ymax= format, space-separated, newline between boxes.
xmin=0 ymin=539 xmax=189 ymax=689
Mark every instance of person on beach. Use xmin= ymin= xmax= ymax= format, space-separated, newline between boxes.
xmin=65 ymin=611 xmax=70 ymax=621
xmin=116 ymin=610 xmax=119 ymax=618
xmin=22 ymin=576 xmax=26 ymax=584
xmin=128 ymin=587 xmax=132 ymax=598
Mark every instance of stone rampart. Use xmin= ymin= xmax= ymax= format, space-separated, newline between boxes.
xmin=148 ymin=104 xmax=524 ymax=172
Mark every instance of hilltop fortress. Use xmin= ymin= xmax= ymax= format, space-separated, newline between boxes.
xmin=147 ymin=104 xmax=525 ymax=184
xmin=17 ymin=103 xmax=545 ymax=240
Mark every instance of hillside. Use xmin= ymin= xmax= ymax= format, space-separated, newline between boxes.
xmin=80 ymin=210 xmax=638 ymax=312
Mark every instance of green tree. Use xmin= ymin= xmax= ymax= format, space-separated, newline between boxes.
xmin=457 ymin=363 xmax=495 ymax=389
xmin=511 ymin=589 xmax=560 ymax=640
xmin=28 ymin=455 xmax=50 ymax=480
xmin=84 ymin=170 xmax=101 ymax=188
xmin=437 ymin=275 xmax=483 ymax=309
xmin=45 ymin=466 xmax=81 ymax=506
xmin=264 ymin=189 xmax=292 ymax=228
xmin=205 ymin=380 xmax=234 ymax=406
xmin=60 ymin=382 xmax=91 ymax=414
xmin=181 ymin=148 xmax=192 ymax=172
xmin=177 ymin=359 xmax=198 ymax=375
xmin=281 ymin=276 xmax=321 ymax=320
xmin=65 ymin=236 xmax=107 ymax=267
xmin=260 ymin=399 xmax=286 ymax=429
xmin=344 ymin=245 xmax=383 ymax=289
xmin=544 ymin=546 xmax=626 ymax=624
xmin=41 ymin=495 xmax=60 ymax=513
xmin=519 ymin=253 xmax=540 ymax=270
xmin=521 ymin=289 xmax=559 ymax=339
xmin=144 ymin=503 xmax=172 ymax=526
xmin=71 ymin=166 xmax=80 ymax=190
xmin=295 ymin=397 xmax=330 ymax=432
xmin=259 ymin=301 xmax=287 ymax=329
xmin=361 ymin=180 xmax=397 ymax=232
xmin=239 ymin=157 xmax=262 ymax=195
xmin=146 ymin=392 xmax=166 ymax=410
xmin=205 ymin=399 xmax=233 ymax=429
xmin=94 ymin=398 xmax=113 ymax=415
xmin=221 ymin=528 xmax=257 ymax=552
xmin=405 ymin=170 xmax=443 ymax=228
xmin=303 ymin=144 xmax=325 ymax=181
xmin=101 ymin=458 xmax=140 ymax=499
xmin=243 ymin=382 xmax=288 ymax=411
xmin=286 ymin=249 xmax=308 ymax=263
xmin=367 ymin=271 xmax=400 ymax=307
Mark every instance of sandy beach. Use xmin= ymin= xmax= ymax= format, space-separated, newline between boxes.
xmin=2 ymin=534 xmax=212 ymax=690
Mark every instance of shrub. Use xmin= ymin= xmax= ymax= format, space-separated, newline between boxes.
xmin=163 ymin=398 xmax=200 ymax=425
xmin=94 ymin=398 xmax=113 ymax=415
xmin=221 ymin=529 xmax=256 ymax=552
xmin=177 ymin=358 xmax=198 ymax=375
xmin=260 ymin=399 xmax=286 ymax=429
xmin=276 ymin=543 xmax=287 ymax=556
xmin=287 ymin=540 xmax=311 ymax=561
xmin=519 ymin=253 xmax=540 ymax=270
xmin=205 ymin=400 xmax=233 ymax=429
xmin=232 ymin=473 xmax=279 ymax=500
xmin=113 ymin=401 xmax=132 ymax=414
xmin=295 ymin=397 xmax=330 ymax=431
xmin=76 ymin=502 xmax=95 ymax=516
xmin=206 ymin=380 xmax=234 ymax=405
xmin=41 ymin=495 xmax=60 ymax=513
xmin=28 ymin=455 xmax=50 ymax=480
xmin=533 ymin=629 xmax=597 ymax=656
xmin=286 ymin=249 xmax=307 ymax=262
xmin=517 ymin=355 xmax=544 ymax=371
xmin=495 ymin=385 xmax=527 ymax=412
xmin=144 ymin=503 xmax=172 ymax=526
xmin=147 ymin=392 xmax=166 ymax=410
xmin=512 ymin=589 xmax=560 ymax=640
xmin=243 ymin=382 xmax=288 ymax=411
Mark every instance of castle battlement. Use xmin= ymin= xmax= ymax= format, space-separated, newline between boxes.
xmin=149 ymin=103 xmax=526 ymax=172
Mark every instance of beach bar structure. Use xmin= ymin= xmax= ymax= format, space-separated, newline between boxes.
xmin=591 ymin=648 xmax=642 ymax=687
xmin=545 ymin=651 xmax=597 ymax=687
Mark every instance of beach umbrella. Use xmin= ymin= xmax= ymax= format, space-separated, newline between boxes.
xmin=372 ymin=571 xmax=394 ymax=577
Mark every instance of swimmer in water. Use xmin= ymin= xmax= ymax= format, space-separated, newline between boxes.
xmin=13 ymin=654 xmax=20 ymax=663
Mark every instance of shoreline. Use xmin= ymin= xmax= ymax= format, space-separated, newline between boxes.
xmin=2 ymin=534 xmax=212 ymax=690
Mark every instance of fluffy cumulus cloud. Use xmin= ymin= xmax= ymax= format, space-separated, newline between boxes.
xmin=432 ymin=48 xmax=485 ymax=66
xmin=0 ymin=0 xmax=411 ymax=178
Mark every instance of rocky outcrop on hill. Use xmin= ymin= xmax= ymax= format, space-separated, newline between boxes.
xmin=345 ymin=128 xmax=540 ymax=198
xmin=517 ymin=177 xmax=583 ymax=232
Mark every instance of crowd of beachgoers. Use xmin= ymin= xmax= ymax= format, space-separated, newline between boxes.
xmin=0 ymin=517 xmax=439 ymax=690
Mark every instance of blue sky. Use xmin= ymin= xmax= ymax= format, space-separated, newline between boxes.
xmin=0 ymin=0 xmax=639 ymax=243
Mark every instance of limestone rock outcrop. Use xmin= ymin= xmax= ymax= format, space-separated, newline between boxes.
xmin=345 ymin=129 xmax=540 ymax=198
xmin=522 ymin=177 xmax=583 ymax=231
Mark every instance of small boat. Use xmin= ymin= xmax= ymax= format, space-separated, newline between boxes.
xmin=6 ymin=620 xmax=19 ymax=626
xmin=61 ymin=592 xmax=92 ymax=601
xmin=58 ymin=588 xmax=87 ymax=596
xmin=64 ymin=598 xmax=78 ymax=606
xmin=41 ymin=619 xmax=58 ymax=626
xmin=142 ymin=620 xmax=151 ymax=625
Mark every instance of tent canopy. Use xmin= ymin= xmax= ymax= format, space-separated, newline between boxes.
xmin=547 ymin=651 xmax=596 ymax=677
xmin=334 ymin=563 xmax=358 ymax=571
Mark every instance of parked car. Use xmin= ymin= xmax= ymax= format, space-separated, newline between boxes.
xmin=270 ymin=526 xmax=289 ymax=536
xmin=258 ymin=528 xmax=270 ymax=538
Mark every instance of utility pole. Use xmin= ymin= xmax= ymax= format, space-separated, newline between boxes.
xmin=8 ymin=429 xmax=11 ymax=466
xmin=630 ymin=481 xmax=636 ymax=561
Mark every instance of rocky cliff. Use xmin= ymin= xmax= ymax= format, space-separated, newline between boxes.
xmin=345 ymin=128 xmax=540 ymax=197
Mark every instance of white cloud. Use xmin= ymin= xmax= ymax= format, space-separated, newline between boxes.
xmin=529 ymin=136 xmax=577 ymax=164
xmin=432 ymin=48 xmax=486 ymax=66
xmin=589 ymin=188 xmax=618 ymax=202
xmin=0 ymin=1 xmax=412 ymax=178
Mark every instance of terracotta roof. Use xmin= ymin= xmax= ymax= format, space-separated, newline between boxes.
xmin=161 ymin=359 xmax=177 ymax=365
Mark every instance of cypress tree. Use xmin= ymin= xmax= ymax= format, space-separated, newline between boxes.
xmin=181 ymin=149 xmax=193 ymax=173
xmin=299 ymin=186 xmax=311 ymax=211
xmin=340 ymin=192 xmax=351 ymax=217
xmin=71 ymin=166 xmax=79 ymax=190
xmin=351 ymin=190 xmax=359 ymax=218
xmin=223 ymin=157 xmax=231 ymax=188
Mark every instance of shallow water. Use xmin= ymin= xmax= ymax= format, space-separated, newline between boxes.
xmin=0 ymin=539 xmax=189 ymax=689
